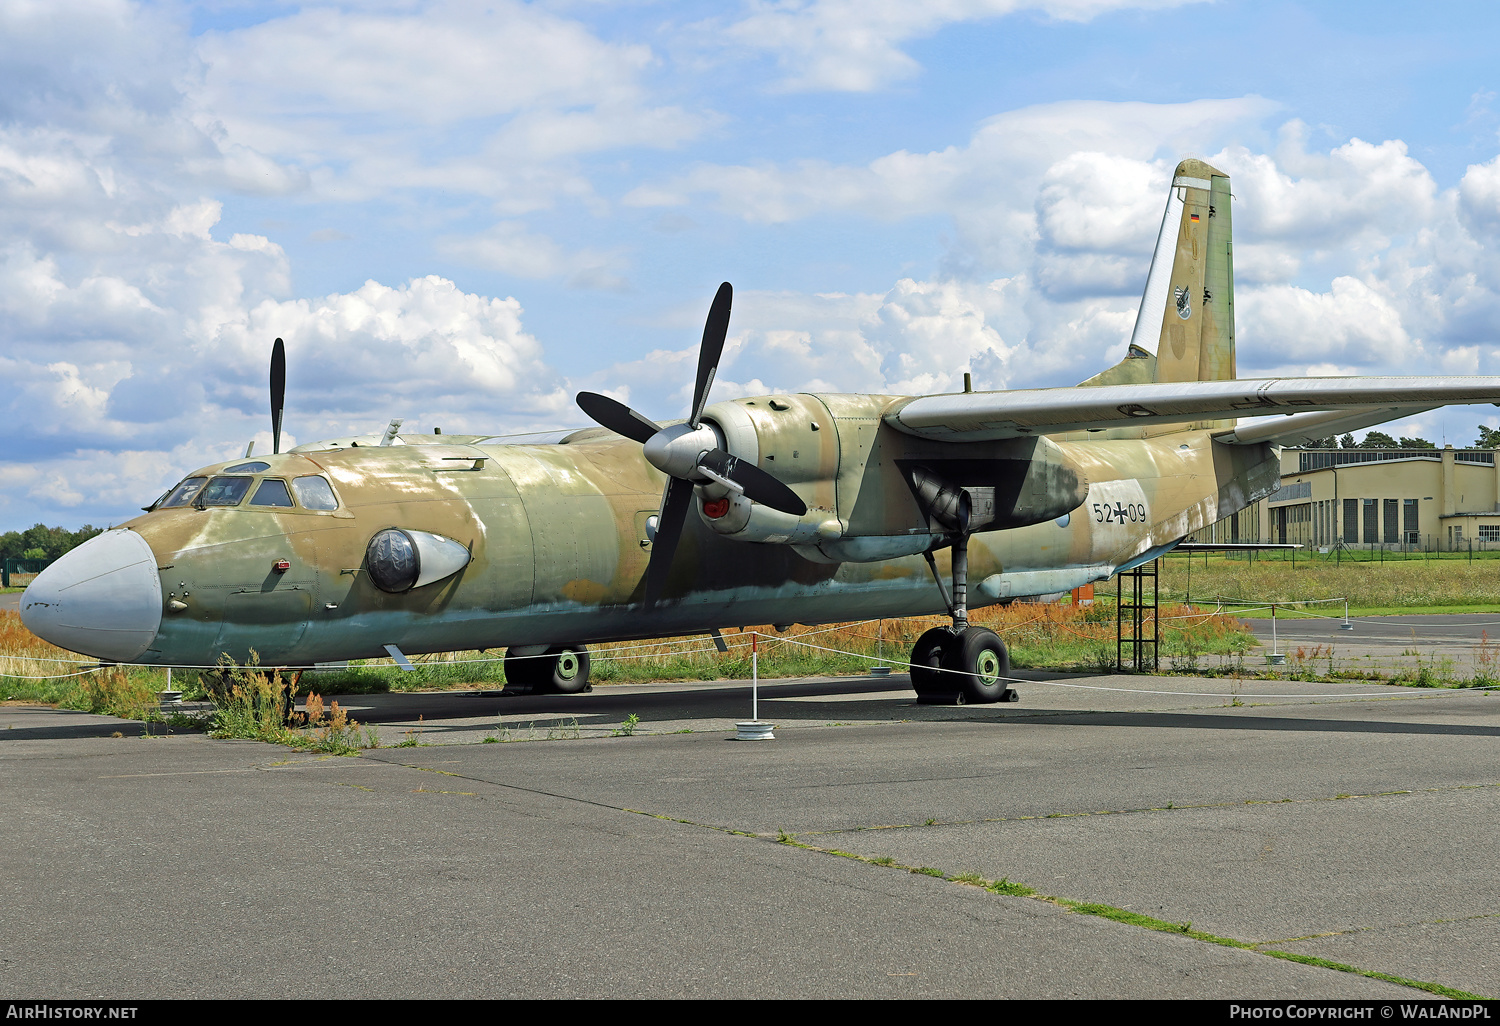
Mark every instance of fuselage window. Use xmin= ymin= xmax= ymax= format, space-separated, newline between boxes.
xmin=198 ymin=476 xmax=253 ymax=507
xmin=224 ymin=461 xmax=271 ymax=474
xmin=250 ymin=479 xmax=295 ymax=508
xmin=159 ymin=477 xmax=208 ymax=508
xmin=293 ymin=476 xmax=339 ymax=511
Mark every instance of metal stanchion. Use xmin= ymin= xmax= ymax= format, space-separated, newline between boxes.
xmin=736 ymin=631 xmax=774 ymax=740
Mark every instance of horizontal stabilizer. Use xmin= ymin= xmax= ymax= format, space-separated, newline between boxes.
xmin=885 ymin=377 xmax=1500 ymax=443
xmin=1213 ymin=404 xmax=1440 ymax=447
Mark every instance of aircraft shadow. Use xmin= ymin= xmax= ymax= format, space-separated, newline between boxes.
xmin=0 ymin=722 xmax=168 ymax=742
xmin=343 ymin=675 xmax=1500 ymax=742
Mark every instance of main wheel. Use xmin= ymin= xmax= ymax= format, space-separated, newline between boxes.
xmin=542 ymin=645 xmax=591 ymax=694
xmin=940 ymin=627 xmax=1010 ymax=704
xmin=909 ymin=627 xmax=953 ymax=697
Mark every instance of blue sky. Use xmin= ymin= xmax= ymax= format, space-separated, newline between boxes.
xmin=5 ymin=0 xmax=1500 ymax=529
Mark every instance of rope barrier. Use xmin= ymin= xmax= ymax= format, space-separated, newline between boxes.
xmin=757 ymin=630 xmax=1499 ymax=699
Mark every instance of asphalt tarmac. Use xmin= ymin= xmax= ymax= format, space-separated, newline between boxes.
xmin=1238 ymin=610 xmax=1500 ymax=676
xmin=3 ymin=662 xmax=1498 ymax=999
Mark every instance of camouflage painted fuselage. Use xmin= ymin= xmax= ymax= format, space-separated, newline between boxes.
xmin=122 ymin=392 xmax=1278 ymax=667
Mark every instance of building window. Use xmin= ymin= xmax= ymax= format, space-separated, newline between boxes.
xmin=1344 ymin=498 xmax=1358 ymax=544
xmin=1482 ymin=525 xmax=1500 ymax=542
xmin=1362 ymin=498 xmax=1378 ymax=544
xmin=1403 ymin=499 xmax=1418 ymax=540
xmin=1383 ymin=499 xmax=1398 ymax=543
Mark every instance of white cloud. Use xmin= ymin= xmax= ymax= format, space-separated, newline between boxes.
xmin=437 ymin=222 xmax=631 ymax=291
xmin=1238 ymin=277 xmax=1415 ymax=371
xmin=191 ymin=1 xmax=712 ymax=205
xmin=624 ymin=97 xmax=1278 ymax=281
xmin=722 ymin=0 xmax=1206 ymax=93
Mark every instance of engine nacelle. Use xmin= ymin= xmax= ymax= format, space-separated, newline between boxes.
xmin=692 ymin=394 xmax=1088 ymax=564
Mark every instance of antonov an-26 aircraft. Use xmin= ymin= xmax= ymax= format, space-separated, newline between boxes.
xmin=21 ymin=159 xmax=1500 ymax=703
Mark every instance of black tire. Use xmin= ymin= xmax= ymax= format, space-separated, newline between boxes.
xmin=940 ymin=627 xmax=1010 ymax=704
xmin=543 ymin=645 xmax=591 ymax=694
xmin=503 ymin=649 xmax=544 ymax=690
xmin=909 ymin=627 xmax=953 ymax=696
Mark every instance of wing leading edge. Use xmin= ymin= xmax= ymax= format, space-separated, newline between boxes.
xmin=884 ymin=377 xmax=1500 ymax=445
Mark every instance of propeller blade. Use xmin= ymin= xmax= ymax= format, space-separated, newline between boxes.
xmin=689 ymin=282 xmax=731 ymax=429
xmin=698 ymin=448 xmax=807 ymax=516
xmin=576 ymin=391 xmax=661 ymax=444
xmin=270 ymin=337 xmax=286 ymax=455
xmin=643 ymin=476 xmax=693 ymax=607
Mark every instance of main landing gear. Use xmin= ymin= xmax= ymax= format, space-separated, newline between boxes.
xmin=911 ymin=535 xmax=1019 ymax=706
xmin=503 ymin=645 xmax=592 ymax=694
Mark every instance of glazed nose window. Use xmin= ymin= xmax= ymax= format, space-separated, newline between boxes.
xmin=367 ymin=529 xmax=419 ymax=593
xmin=159 ymin=477 xmax=207 ymax=508
xmin=197 ymin=476 xmax=252 ymax=506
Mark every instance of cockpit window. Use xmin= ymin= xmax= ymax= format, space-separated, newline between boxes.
xmin=224 ymin=461 xmax=271 ymax=474
xmin=293 ymin=476 xmax=339 ymax=511
xmin=198 ymin=476 xmax=253 ymax=507
xmin=159 ymin=477 xmax=208 ymax=508
xmin=250 ymin=479 xmax=294 ymax=508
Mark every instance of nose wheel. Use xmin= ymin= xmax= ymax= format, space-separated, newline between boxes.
xmin=503 ymin=645 xmax=592 ymax=694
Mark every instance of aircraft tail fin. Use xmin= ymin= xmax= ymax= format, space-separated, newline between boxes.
xmin=1129 ymin=158 xmax=1235 ymax=385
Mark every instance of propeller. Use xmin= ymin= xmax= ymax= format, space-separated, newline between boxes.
xmin=575 ymin=282 xmax=808 ymax=605
xmin=270 ymin=337 xmax=286 ymax=455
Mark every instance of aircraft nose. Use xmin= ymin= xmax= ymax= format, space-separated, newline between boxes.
xmin=20 ymin=529 xmax=163 ymax=662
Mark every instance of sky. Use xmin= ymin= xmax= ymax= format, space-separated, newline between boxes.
xmin=6 ymin=0 xmax=1500 ymax=529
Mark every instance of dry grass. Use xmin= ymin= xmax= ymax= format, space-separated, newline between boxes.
xmin=0 ymin=599 xmax=1257 ymax=708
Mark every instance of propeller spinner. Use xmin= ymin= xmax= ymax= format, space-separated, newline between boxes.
xmin=576 ymin=282 xmax=807 ymax=606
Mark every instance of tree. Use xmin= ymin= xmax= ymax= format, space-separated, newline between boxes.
xmin=0 ymin=524 xmax=104 ymax=563
xmin=1477 ymin=425 xmax=1500 ymax=449
xmin=1359 ymin=431 xmax=1398 ymax=448
xmin=1398 ymin=436 xmax=1436 ymax=449
xmin=1339 ymin=433 xmax=1356 ymax=448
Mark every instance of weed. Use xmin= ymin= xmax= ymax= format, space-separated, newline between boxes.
xmin=545 ymin=717 xmax=581 ymax=740
xmin=613 ymin=712 xmax=641 ymax=737
xmin=986 ymin=878 xmax=1035 ymax=897
xmin=870 ymin=856 xmax=895 ymax=866
xmin=911 ymin=867 xmax=946 ymax=878
xmin=207 ymin=660 xmax=375 ymax=754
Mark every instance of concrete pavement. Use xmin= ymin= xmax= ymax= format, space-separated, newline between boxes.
xmin=3 ymin=665 xmax=1498 ymax=999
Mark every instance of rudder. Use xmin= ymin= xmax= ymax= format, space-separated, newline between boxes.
xmin=1129 ymin=158 xmax=1235 ymax=385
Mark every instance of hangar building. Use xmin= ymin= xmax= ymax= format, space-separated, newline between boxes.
xmin=1196 ymin=446 xmax=1500 ymax=551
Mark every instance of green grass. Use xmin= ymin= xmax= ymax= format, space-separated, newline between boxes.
xmin=775 ymin=830 xmax=1485 ymax=999
xmin=1164 ymin=549 xmax=1500 ymax=612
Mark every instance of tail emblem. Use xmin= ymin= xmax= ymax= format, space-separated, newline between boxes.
xmin=1174 ymin=285 xmax=1192 ymax=320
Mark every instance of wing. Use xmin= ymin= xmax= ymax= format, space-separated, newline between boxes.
xmin=884 ymin=377 xmax=1500 ymax=444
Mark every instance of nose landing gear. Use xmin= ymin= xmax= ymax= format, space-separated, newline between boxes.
xmin=912 ymin=535 xmax=1018 ymax=705
xmin=503 ymin=644 xmax=592 ymax=694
